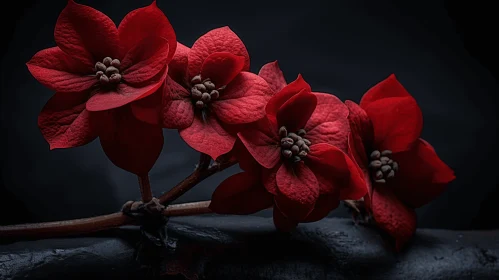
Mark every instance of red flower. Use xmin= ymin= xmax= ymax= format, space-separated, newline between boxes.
xmin=27 ymin=0 xmax=175 ymax=175
xmin=210 ymin=62 xmax=366 ymax=230
xmin=158 ymin=27 xmax=273 ymax=160
xmin=346 ymin=74 xmax=455 ymax=250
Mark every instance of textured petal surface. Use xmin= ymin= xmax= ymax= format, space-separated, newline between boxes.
xmin=275 ymin=162 xmax=319 ymax=220
xmin=179 ymin=113 xmax=236 ymax=160
xmin=118 ymin=1 xmax=176 ymax=61
xmin=277 ymin=89 xmax=317 ymax=132
xmin=307 ymin=143 xmax=367 ymax=200
xmin=188 ymin=27 xmax=250 ymax=79
xmin=360 ymin=74 xmax=412 ymax=109
xmin=391 ymin=138 xmax=455 ymax=208
xmin=364 ymin=96 xmax=423 ymax=153
xmin=371 ymin=186 xmax=417 ymax=251
xmin=304 ymin=92 xmax=349 ymax=152
xmin=212 ymin=72 xmax=273 ymax=124
xmin=161 ymin=76 xmax=193 ymax=129
xmin=130 ymin=88 xmax=162 ymax=125
xmin=266 ymin=75 xmax=311 ymax=122
xmin=121 ymin=36 xmax=170 ymax=85
xmin=86 ymin=65 xmax=167 ymax=111
xmin=97 ymin=106 xmax=164 ymax=175
xmin=262 ymin=164 xmax=280 ymax=195
xmin=168 ymin=42 xmax=190 ymax=85
xmin=27 ymin=47 xmax=96 ymax=93
xmin=258 ymin=61 xmax=287 ymax=93
xmin=54 ymin=0 xmax=119 ymax=67
xmin=238 ymin=118 xmax=280 ymax=169
xmin=38 ymin=91 xmax=98 ymax=149
xmin=201 ymin=52 xmax=245 ymax=87
xmin=210 ymin=172 xmax=273 ymax=215
xmin=232 ymin=139 xmax=261 ymax=173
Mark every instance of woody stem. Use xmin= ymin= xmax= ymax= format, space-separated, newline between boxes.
xmin=138 ymin=173 xmax=153 ymax=203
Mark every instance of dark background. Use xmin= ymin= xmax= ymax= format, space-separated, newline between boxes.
xmin=0 ymin=0 xmax=497 ymax=230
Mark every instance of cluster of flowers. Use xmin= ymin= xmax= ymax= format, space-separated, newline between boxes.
xmin=27 ymin=1 xmax=455 ymax=250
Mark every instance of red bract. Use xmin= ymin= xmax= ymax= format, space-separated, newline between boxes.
xmin=27 ymin=0 xmax=175 ymax=175
xmin=158 ymin=27 xmax=273 ymax=160
xmin=210 ymin=62 xmax=366 ymax=231
xmin=346 ymin=74 xmax=455 ymax=251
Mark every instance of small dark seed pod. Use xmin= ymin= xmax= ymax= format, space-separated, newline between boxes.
xmin=298 ymin=150 xmax=307 ymax=157
xmin=95 ymin=62 xmax=107 ymax=72
xmin=111 ymin=59 xmax=121 ymax=68
xmin=203 ymin=80 xmax=216 ymax=90
xmin=295 ymin=139 xmax=305 ymax=147
xmin=381 ymin=150 xmax=392 ymax=156
xmin=191 ymin=75 xmax=202 ymax=84
xmin=281 ymin=137 xmax=294 ymax=148
xmin=297 ymin=129 xmax=306 ymax=136
xmin=388 ymin=159 xmax=393 ymax=165
xmin=392 ymin=162 xmax=399 ymax=171
xmin=109 ymin=73 xmax=121 ymax=83
xmin=375 ymin=170 xmax=383 ymax=179
xmin=103 ymin=57 xmax=113 ymax=66
xmin=96 ymin=71 xmax=104 ymax=78
xmin=291 ymin=145 xmax=300 ymax=154
xmin=210 ymin=90 xmax=219 ymax=99
xmin=370 ymin=150 xmax=381 ymax=159
xmin=303 ymin=139 xmax=312 ymax=146
xmin=381 ymin=165 xmax=392 ymax=173
xmin=374 ymin=179 xmax=386 ymax=184
xmin=99 ymin=75 xmax=109 ymax=84
xmin=380 ymin=156 xmax=390 ymax=165
xmin=288 ymin=133 xmax=299 ymax=141
xmin=105 ymin=66 xmax=119 ymax=76
xmin=369 ymin=160 xmax=382 ymax=169
xmin=191 ymin=88 xmax=203 ymax=99
xmin=282 ymin=149 xmax=293 ymax=158
xmin=279 ymin=126 xmax=288 ymax=138
xmin=301 ymin=144 xmax=310 ymax=153
xmin=386 ymin=170 xmax=395 ymax=179
xmin=195 ymin=101 xmax=205 ymax=109
xmin=201 ymin=92 xmax=211 ymax=102
xmin=194 ymin=83 xmax=207 ymax=92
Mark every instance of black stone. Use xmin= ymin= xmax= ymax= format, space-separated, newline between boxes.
xmin=1 ymin=216 xmax=498 ymax=279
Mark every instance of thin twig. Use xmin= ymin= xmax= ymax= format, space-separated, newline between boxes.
xmin=0 ymin=201 xmax=212 ymax=239
xmin=158 ymin=154 xmax=237 ymax=205
xmin=138 ymin=173 xmax=153 ymax=202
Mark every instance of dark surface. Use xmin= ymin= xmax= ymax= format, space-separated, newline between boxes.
xmin=0 ymin=0 xmax=498 ymax=230
xmin=1 ymin=216 xmax=498 ymax=279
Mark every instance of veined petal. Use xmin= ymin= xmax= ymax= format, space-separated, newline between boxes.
xmin=266 ymin=74 xmax=311 ymax=123
xmin=161 ymin=76 xmax=193 ymax=129
xmin=360 ymin=74 xmax=413 ymax=109
xmin=258 ymin=61 xmax=287 ymax=93
xmin=277 ymin=89 xmax=317 ymax=132
xmin=168 ymin=42 xmax=190 ymax=86
xmin=237 ymin=117 xmax=280 ymax=169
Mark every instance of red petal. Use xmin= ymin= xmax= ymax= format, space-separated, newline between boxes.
xmin=265 ymin=74 xmax=311 ymax=122
xmin=273 ymin=207 xmax=298 ymax=232
xmin=27 ymin=47 xmax=96 ymax=93
xmin=360 ymin=74 xmax=412 ymax=109
xmin=262 ymin=164 xmax=280 ymax=195
xmin=348 ymin=133 xmax=372 ymax=198
xmin=212 ymin=72 xmax=273 ymax=125
xmin=86 ymin=65 xmax=167 ymax=111
xmin=275 ymin=162 xmax=319 ymax=220
xmin=201 ymin=52 xmax=245 ymax=86
xmin=237 ymin=117 xmax=280 ymax=169
xmin=210 ymin=172 xmax=273 ymax=215
xmin=303 ymin=194 xmax=340 ymax=223
xmin=54 ymin=0 xmax=119 ymax=67
xmin=232 ymin=139 xmax=261 ymax=173
xmin=187 ymin=27 xmax=250 ymax=79
xmin=38 ymin=91 xmax=98 ymax=149
xmin=179 ymin=113 xmax=236 ymax=160
xmin=391 ymin=138 xmax=455 ymax=208
xmin=304 ymin=92 xmax=350 ymax=152
xmin=161 ymin=76 xmax=193 ymax=129
xmin=118 ymin=1 xmax=176 ymax=62
xmin=277 ymin=89 xmax=317 ymax=132
xmin=169 ymin=42 xmax=190 ymax=85
xmin=130 ymin=88 xmax=162 ymax=125
xmin=371 ymin=186 xmax=417 ymax=251
xmin=121 ymin=36 xmax=170 ymax=85
xmin=258 ymin=61 xmax=287 ymax=93
xmin=306 ymin=143 xmax=367 ymax=200
xmin=364 ymin=96 xmax=423 ymax=153
xmin=97 ymin=106 xmax=164 ymax=175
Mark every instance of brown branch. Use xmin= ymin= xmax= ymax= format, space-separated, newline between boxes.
xmin=159 ymin=154 xmax=237 ymax=205
xmin=138 ymin=173 xmax=153 ymax=202
xmin=0 ymin=201 xmax=211 ymax=239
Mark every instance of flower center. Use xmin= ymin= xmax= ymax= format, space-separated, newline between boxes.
xmin=368 ymin=150 xmax=399 ymax=183
xmin=279 ymin=126 xmax=311 ymax=163
xmin=95 ymin=57 xmax=122 ymax=85
xmin=190 ymin=75 xmax=225 ymax=109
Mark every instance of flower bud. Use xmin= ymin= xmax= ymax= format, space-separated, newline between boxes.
xmin=279 ymin=126 xmax=288 ymax=138
xmin=291 ymin=145 xmax=300 ymax=154
xmin=194 ymin=83 xmax=206 ymax=92
xmin=281 ymin=137 xmax=294 ymax=148
xmin=381 ymin=150 xmax=392 ymax=156
xmin=191 ymin=88 xmax=203 ymax=99
xmin=282 ymin=149 xmax=292 ymax=158
xmin=295 ymin=139 xmax=305 ymax=147
xmin=303 ymin=139 xmax=311 ymax=146
xmin=195 ymin=100 xmax=205 ymax=109
xmin=201 ymin=92 xmax=211 ymax=102
xmin=297 ymin=129 xmax=306 ymax=136
xmin=95 ymin=62 xmax=106 ymax=72
xmin=191 ymin=75 xmax=202 ymax=84
xmin=288 ymin=133 xmax=299 ymax=141
xmin=103 ymin=57 xmax=112 ymax=66
xmin=369 ymin=160 xmax=382 ymax=169
xmin=298 ymin=151 xmax=307 ymax=157
xmin=96 ymin=71 xmax=104 ymax=78
xmin=370 ymin=150 xmax=381 ymax=159
xmin=105 ymin=66 xmax=119 ymax=76
xmin=392 ymin=162 xmax=399 ymax=171
xmin=109 ymin=73 xmax=121 ymax=83
xmin=386 ymin=170 xmax=395 ymax=178
xmin=111 ymin=59 xmax=121 ymax=68
xmin=210 ymin=90 xmax=219 ymax=99
xmin=204 ymin=80 xmax=216 ymax=90
xmin=99 ymin=75 xmax=109 ymax=84
xmin=381 ymin=165 xmax=392 ymax=173
xmin=375 ymin=170 xmax=383 ymax=179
